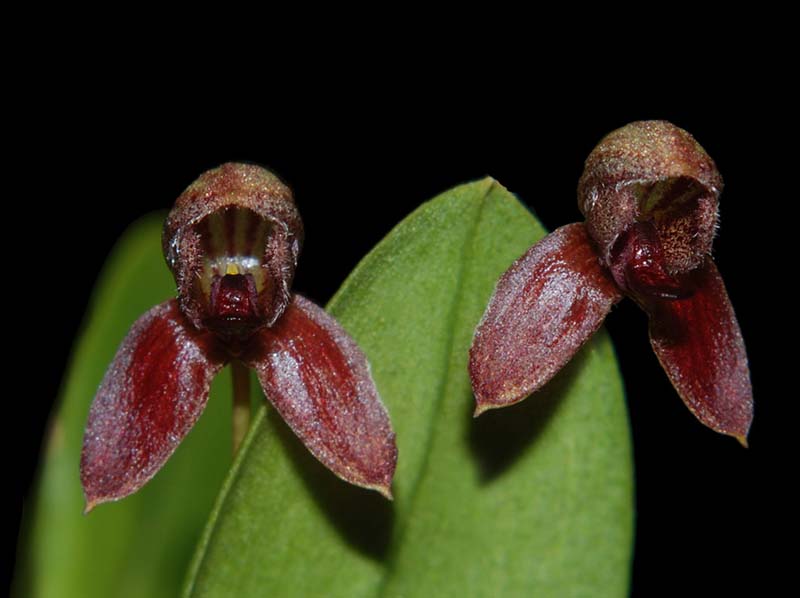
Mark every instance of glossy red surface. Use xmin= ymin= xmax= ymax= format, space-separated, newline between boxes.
xmin=244 ymin=295 xmax=397 ymax=498
xmin=469 ymin=223 xmax=623 ymax=414
xmin=205 ymin=273 xmax=262 ymax=339
xmin=80 ymin=300 xmax=224 ymax=511
xmin=645 ymin=260 xmax=753 ymax=443
xmin=610 ymin=221 xmax=691 ymax=300
xmin=211 ymin=274 xmax=258 ymax=318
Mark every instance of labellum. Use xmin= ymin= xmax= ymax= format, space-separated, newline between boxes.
xmin=81 ymin=163 xmax=397 ymax=511
xmin=469 ymin=121 xmax=753 ymax=444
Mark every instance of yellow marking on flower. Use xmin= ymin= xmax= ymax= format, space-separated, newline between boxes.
xmin=226 ymin=263 xmax=240 ymax=275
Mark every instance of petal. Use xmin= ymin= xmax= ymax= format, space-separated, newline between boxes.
xmin=243 ymin=294 xmax=396 ymax=498
xmin=644 ymin=260 xmax=753 ymax=444
xmin=470 ymin=223 xmax=623 ymax=414
xmin=81 ymin=299 xmax=225 ymax=511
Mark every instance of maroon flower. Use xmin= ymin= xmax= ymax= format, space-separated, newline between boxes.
xmin=81 ymin=164 xmax=397 ymax=511
xmin=469 ymin=121 xmax=753 ymax=444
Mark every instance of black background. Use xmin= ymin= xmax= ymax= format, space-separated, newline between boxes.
xmin=10 ymin=82 xmax=785 ymax=596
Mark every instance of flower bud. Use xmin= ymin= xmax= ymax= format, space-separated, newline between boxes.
xmin=162 ymin=163 xmax=303 ymax=340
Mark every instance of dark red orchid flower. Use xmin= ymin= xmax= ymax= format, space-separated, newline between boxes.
xmin=81 ymin=163 xmax=397 ymax=511
xmin=469 ymin=121 xmax=752 ymax=445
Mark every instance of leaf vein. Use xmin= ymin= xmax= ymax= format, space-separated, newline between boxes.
xmin=374 ymin=180 xmax=496 ymax=597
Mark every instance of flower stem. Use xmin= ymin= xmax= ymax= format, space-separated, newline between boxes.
xmin=231 ymin=360 xmax=251 ymax=456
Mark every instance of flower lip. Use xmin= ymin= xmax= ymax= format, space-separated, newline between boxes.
xmin=204 ymin=272 xmax=263 ymax=340
xmin=608 ymin=221 xmax=695 ymax=300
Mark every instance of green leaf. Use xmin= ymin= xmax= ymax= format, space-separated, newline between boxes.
xmin=14 ymin=214 xmax=250 ymax=598
xmin=184 ymin=179 xmax=634 ymax=597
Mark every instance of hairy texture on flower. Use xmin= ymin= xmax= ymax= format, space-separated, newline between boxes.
xmin=470 ymin=121 xmax=753 ymax=443
xmin=470 ymin=224 xmax=622 ymax=414
xmin=162 ymin=163 xmax=304 ymax=337
xmin=243 ymin=295 xmax=397 ymax=498
xmin=81 ymin=300 xmax=225 ymax=511
xmin=578 ymin=120 xmax=721 ymax=276
xmin=81 ymin=163 xmax=397 ymax=511
xmin=644 ymin=261 xmax=752 ymax=445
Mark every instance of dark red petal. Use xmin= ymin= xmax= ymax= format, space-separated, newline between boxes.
xmin=470 ymin=223 xmax=623 ymax=414
xmin=644 ymin=260 xmax=753 ymax=444
xmin=80 ymin=299 xmax=225 ymax=512
xmin=243 ymin=295 xmax=396 ymax=498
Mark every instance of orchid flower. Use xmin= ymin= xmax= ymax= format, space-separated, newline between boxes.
xmin=81 ymin=163 xmax=397 ymax=511
xmin=469 ymin=121 xmax=753 ymax=444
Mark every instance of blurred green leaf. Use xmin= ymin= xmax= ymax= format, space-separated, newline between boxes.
xmin=15 ymin=214 xmax=245 ymax=598
xmin=184 ymin=179 xmax=634 ymax=597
